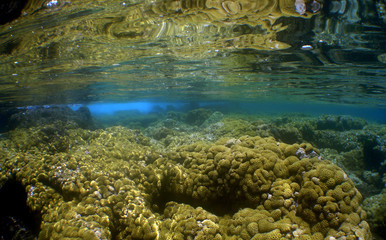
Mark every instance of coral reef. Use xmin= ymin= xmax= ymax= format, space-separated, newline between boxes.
xmin=0 ymin=122 xmax=374 ymax=239
xmin=185 ymin=108 xmax=214 ymax=126
xmin=6 ymin=105 xmax=95 ymax=131
xmin=93 ymin=110 xmax=162 ymax=130
xmin=362 ymin=190 xmax=386 ymax=240
xmin=315 ymin=115 xmax=367 ymax=131
xmin=158 ymin=136 xmax=371 ymax=239
xmin=199 ymin=114 xmax=385 ymax=196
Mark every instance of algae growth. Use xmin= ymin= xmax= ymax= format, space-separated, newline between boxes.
xmin=0 ymin=106 xmax=385 ymax=240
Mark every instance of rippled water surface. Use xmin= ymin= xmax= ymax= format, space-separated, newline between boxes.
xmin=0 ymin=0 xmax=385 ymax=113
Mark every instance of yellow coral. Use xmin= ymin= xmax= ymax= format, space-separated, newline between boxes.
xmin=247 ymin=222 xmax=259 ymax=236
xmin=311 ymin=232 xmax=324 ymax=240
xmin=0 ymin=126 xmax=374 ymax=240
xmin=331 ymin=186 xmax=346 ymax=201
xmin=273 ymin=161 xmax=290 ymax=178
xmin=341 ymin=181 xmax=353 ymax=192
xmin=326 ymin=178 xmax=336 ymax=188
xmin=319 ymin=168 xmax=335 ymax=182
xmin=251 ymin=229 xmax=282 ymax=240
xmin=284 ymin=144 xmax=300 ymax=157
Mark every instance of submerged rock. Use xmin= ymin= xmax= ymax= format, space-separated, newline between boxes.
xmin=185 ymin=108 xmax=214 ymax=126
xmin=362 ymin=191 xmax=386 ymax=240
xmin=316 ymin=115 xmax=366 ymax=131
xmin=7 ymin=105 xmax=94 ymax=131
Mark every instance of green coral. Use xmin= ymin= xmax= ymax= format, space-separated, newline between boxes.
xmin=185 ymin=108 xmax=213 ymax=126
xmin=316 ymin=115 xmax=366 ymax=131
xmin=362 ymin=190 xmax=386 ymax=238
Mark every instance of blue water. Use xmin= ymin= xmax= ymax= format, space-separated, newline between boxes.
xmin=65 ymin=101 xmax=386 ymax=123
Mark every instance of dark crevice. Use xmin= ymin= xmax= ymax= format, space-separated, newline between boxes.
xmin=362 ymin=138 xmax=386 ymax=174
xmin=0 ymin=179 xmax=42 ymax=240
xmin=151 ymin=184 xmax=257 ymax=217
xmin=153 ymin=191 xmax=251 ymax=217
xmin=0 ymin=0 xmax=28 ymax=25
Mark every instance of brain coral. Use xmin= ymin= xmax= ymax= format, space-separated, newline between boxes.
xmin=0 ymin=126 xmax=373 ymax=239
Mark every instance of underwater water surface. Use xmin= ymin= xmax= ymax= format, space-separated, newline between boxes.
xmin=0 ymin=0 xmax=385 ymax=239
